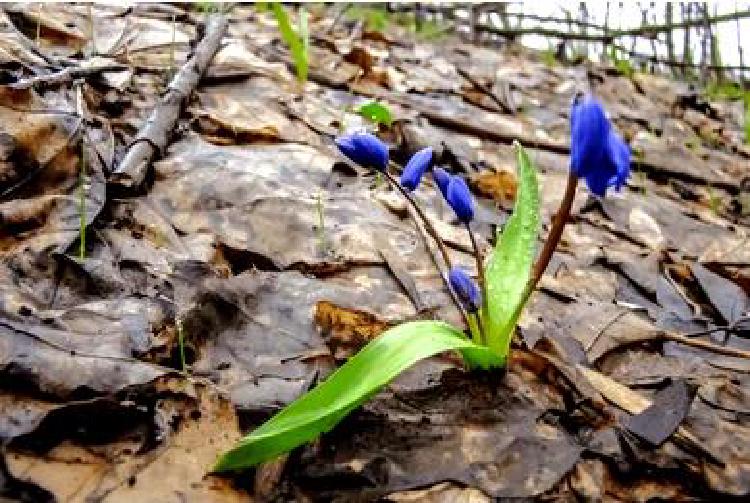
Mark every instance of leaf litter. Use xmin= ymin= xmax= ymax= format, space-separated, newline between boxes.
xmin=0 ymin=3 xmax=749 ymax=501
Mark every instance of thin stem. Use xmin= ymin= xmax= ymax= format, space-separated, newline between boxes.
xmin=381 ymin=168 xmax=473 ymax=333
xmin=662 ymin=331 xmax=750 ymax=360
xmin=465 ymin=222 xmax=487 ymax=305
xmin=383 ymin=169 xmax=453 ymax=270
xmin=466 ymin=313 xmax=482 ymax=345
xmin=527 ymin=172 xmax=578 ymax=295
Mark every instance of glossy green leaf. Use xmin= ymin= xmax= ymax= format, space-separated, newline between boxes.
xmin=483 ymin=142 xmax=540 ymax=358
xmin=271 ymin=3 xmax=308 ymax=83
xmin=213 ymin=320 xmax=499 ymax=471
xmin=357 ymin=101 xmax=393 ymax=126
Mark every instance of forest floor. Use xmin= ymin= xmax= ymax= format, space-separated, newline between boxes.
xmin=1 ymin=4 xmax=750 ymax=502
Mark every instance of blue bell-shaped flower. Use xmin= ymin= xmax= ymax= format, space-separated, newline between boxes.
xmin=448 ymin=267 xmax=481 ymax=313
xmin=569 ymin=95 xmax=631 ymax=197
xmin=400 ymin=147 xmax=433 ymax=191
xmin=432 ymin=167 xmax=451 ymax=197
xmin=335 ymin=132 xmax=389 ymax=171
xmin=445 ymin=176 xmax=474 ymax=223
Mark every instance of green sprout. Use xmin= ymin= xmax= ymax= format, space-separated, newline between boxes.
xmin=707 ymin=184 xmax=721 ymax=216
xmin=541 ymin=45 xmax=557 ymax=67
xmin=346 ymin=5 xmax=388 ymax=32
xmin=177 ymin=320 xmax=187 ymax=375
xmin=269 ymin=2 xmax=309 ymax=84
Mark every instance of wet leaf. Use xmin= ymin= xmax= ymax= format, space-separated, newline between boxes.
xmin=5 ymin=386 xmax=249 ymax=502
xmin=692 ymin=263 xmax=749 ymax=325
xmin=625 ymin=379 xmax=694 ymax=446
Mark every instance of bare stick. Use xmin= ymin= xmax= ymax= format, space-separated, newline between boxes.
xmin=110 ymin=14 xmax=228 ymax=191
xmin=662 ymin=331 xmax=750 ymax=359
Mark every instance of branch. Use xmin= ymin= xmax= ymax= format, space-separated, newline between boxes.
xmin=109 ymin=14 xmax=228 ymax=191
xmin=11 ymin=64 xmax=129 ymax=90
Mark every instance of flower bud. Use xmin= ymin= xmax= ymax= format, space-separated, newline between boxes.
xmin=335 ymin=132 xmax=389 ymax=171
xmin=400 ymin=147 xmax=433 ymax=191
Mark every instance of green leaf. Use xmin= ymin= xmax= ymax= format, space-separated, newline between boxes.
xmin=271 ymin=3 xmax=308 ymax=83
xmin=213 ymin=320 xmax=499 ymax=471
xmin=483 ymin=143 xmax=540 ymax=358
xmin=357 ymin=101 xmax=393 ymax=126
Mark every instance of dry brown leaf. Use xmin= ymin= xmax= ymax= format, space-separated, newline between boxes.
xmin=5 ymin=386 xmax=248 ymax=503
xmin=314 ymin=300 xmax=391 ymax=359
xmin=470 ymin=169 xmax=517 ymax=203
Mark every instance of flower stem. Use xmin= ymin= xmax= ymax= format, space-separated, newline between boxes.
xmin=466 ymin=312 xmax=482 ymax=345
xmin=465 ymin=221 xmax=487 ymax=344
xmin=383 ymin=169 xmax=452 ymax=270
xmin=525 ymin=171 xmax=578 ymax=300
xmin=382 ymin=168 xmax=473 ymax=332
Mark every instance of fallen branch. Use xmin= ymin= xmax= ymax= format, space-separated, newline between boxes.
xmin=109 ymin=14 xmax=228 ymax=191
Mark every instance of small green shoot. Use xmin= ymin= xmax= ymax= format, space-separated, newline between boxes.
xmin=270 ymin=2 xmax=309 ymax=83
xmin=357 ymin=101 xmax=393 ymax=127
xmin=177 ymin=320 xmax=187 ymax=375
xmin=637 ymin=168 xmax=647 ymax=195
xmin=541 ymin=45 xmax=557 ymax=67
xmin=707 ymin=184 xmax=721 ymax=215
xmin=195 ymin=2 xmax=220 ymax=14
xmin=605 ymin=46 xmax=635 ymax=78
xmin=346 ymin=5 xmax=388 ymax=32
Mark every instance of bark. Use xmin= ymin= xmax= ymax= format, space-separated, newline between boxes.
xmin=109 ymin=14 xmax=228 ymax=191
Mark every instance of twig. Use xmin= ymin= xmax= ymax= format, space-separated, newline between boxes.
xmin=662 ymin=331 xmax=750 ymax=359
xmin=110 ymin=14 xmax=228 ymax=191
xmin=456 ymin=67 xmax=514 ymax=114
xmin=11 ymin=64 xmax=129 ymax=90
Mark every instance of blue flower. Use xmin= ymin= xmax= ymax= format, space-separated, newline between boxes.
xmin=400 ymin=147 xmax=433 ymax=191
xmin=448 ymin=267 xmax=481 ymax=312
xmin=445 ymin=176 xmax=474 ymax=223
xmin=335 ymin=132 xmax=389 ymax=171
xmin=570 ymin=95 xmax=631 ymax=197
xmin=432 ymin=167 xmax=450 ymax=197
